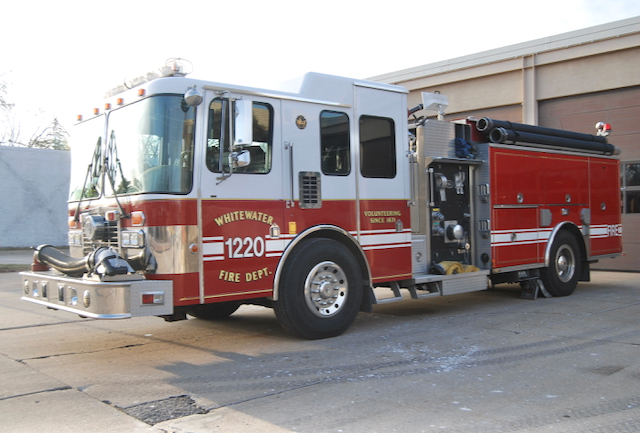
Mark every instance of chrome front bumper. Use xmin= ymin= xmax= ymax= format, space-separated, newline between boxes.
xmin=20 ymin=271 xmax=173 ymax=319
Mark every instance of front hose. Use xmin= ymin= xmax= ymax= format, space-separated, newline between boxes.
xmin=34 ymin=245 xmax=91 ymax=277
xmin=34 ymin=244 xmax=135 ymax=277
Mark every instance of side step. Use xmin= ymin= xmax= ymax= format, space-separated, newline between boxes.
xmin=372 ymin=273 xmax=551 ymax=304
xmin=372 ymin=271 xmax=490 ymax=305
xmin=372 ymin=281 xmax=404 ymax=304
xmin=372 ymin=281 xmax=442 ymax=304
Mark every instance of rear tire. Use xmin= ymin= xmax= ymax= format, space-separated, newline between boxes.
xmin=540 ymin=231 xmax=582 ymax=297
xmin=187 ymin=302 xmax=241 ymax=320
xmin=274 ymin=238 xmax=362 ymax=339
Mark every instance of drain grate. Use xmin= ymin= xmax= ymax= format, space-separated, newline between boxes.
xmin=122 ymin=395 xmax=207 ymax=425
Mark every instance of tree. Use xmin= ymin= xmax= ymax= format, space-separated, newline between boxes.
xmin=27 ymin=117 xmax=70 ymax=150
xmin=0 ymin=75 xmax=69 ymax=150
xmin=0 ymin=75 xmax=18 ymax=145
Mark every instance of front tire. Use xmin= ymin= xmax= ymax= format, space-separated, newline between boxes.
xmin=274 ymin=238 xmax=363 ymax=339
xmin=540 ymin=231 xmax=582 ymax=297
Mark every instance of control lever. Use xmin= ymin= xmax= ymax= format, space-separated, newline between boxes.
xmin=455 ymin=171 xmax=466 ymax=195
xmin=435 ymin=174 xmax=448 ymax=202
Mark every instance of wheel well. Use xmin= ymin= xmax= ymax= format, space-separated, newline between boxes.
xmin=272 ymin=226 xmax=373 ymax=310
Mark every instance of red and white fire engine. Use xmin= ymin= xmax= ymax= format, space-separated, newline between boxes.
xmin=21 ymin=59 xmax=622 ymax=339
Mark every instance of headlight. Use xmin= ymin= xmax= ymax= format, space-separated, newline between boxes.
xmin=68 ymin=231 xmax=82 ymax=246
xmin=121 ymin=230 xmax=145 ymax=248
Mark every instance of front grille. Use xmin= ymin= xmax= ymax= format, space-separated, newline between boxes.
xmin=103 ymin=220 xmax=119 ymax=244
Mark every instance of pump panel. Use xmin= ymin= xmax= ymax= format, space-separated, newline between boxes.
xmin=429 ymin=162 xmax=472 ymax=266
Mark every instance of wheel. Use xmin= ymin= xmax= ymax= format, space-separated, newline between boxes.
xmin=274 ymin=238 xmax=363 ymax=339
xmin=187 ymin=302 xmax=241 ymax=320
xmin=540 ymin=231 xmax=582 ymax=297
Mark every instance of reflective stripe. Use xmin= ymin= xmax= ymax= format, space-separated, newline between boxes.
xmin=358 ymin=229 xmax=412 ymax=251
xmin=202 ymin=236 xmax=224 ymax=261
xmin=491 ymin=223 xmax=618 ymax=247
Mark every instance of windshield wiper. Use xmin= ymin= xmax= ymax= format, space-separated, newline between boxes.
xmin=74 ymin=137 xmax=102 ymax=222
xmin=103 ymin=130 xmax=129 ymax=218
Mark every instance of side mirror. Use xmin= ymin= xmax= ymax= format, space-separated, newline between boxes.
xmin=229 ymin=150 xmax=251 ymax=168
xmin=234 ymin=99 xmax=253 ymax=147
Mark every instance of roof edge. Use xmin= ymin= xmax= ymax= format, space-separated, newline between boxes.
xmin=370 ymin=16 xmax=640 ymax=84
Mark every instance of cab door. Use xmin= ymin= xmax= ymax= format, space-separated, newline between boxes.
xmin=280 ymin=99 xmax=357 ymax=235
xmin=354 ymin=85 xmax=412 ymax=282
xmin=198 ymin=90 xmax=284 ymax=303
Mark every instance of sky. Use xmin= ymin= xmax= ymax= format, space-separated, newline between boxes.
xmin=2 ymin=0 xmax=640 ymax=134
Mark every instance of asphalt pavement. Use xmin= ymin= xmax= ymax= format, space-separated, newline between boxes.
xmin=1 ymin=252 xmax=639 ymax=432
xmin=0 ymin=248 xmax=36 ymax=265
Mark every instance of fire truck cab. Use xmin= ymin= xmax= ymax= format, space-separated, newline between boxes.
xmin=21 ymin=60 xmax=622 ymax=339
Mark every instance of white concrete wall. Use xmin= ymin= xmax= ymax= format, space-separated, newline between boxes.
xmin=0 ymin=146 xmax=70 ymax=248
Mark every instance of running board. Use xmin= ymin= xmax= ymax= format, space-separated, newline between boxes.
xmin=372 ymin=271 xmax=490 ymax=304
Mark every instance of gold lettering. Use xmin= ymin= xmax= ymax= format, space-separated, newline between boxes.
xmin=244 ymin=267 xmax=271 ymax=282
xmin=214 ymin=211 xmax=276 ymax=226
xmin=364 ymin=210 xmax=402 ymax=218
xmin=219 ymin=269 xmax=240 ymax=283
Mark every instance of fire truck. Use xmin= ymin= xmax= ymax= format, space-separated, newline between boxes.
xmin=21 ymin=59 xmax=622 ymax=339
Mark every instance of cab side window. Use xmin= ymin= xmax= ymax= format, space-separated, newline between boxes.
xmin=359 ymin=115 xmax=396 ymax=178
xmin=320 ymin=111 xmax=350 ymax=175
xmin=207 ymin=100 xmax=273 ymax=174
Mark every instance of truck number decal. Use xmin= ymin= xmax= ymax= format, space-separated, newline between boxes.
xmin=225 ymin=237 xmax=265 ymax=259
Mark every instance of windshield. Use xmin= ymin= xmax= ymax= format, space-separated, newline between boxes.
xmin=68 ymin=95 xmax=196 ymax=200
xmin=69 ymin=116 xmax=105 ymax=200
xmin=105 ymin=95 xmax=196 ymax=195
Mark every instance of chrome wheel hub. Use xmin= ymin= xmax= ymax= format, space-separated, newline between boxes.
xmin=555 ymin=245 xmax=575 ymax=282
xmin=304 ymin=261 xmax=348 ymax=318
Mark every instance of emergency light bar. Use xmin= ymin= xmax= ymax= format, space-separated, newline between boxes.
xmin=104 ymin=58 xmax=193 ymax=98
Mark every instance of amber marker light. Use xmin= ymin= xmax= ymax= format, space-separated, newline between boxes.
xmin=117 ymin=97 xmax=124 ymax=105
xmin=76 ymin=114 xmax=83 ymax=122
xmin=138 ymin=88 xmax=146 ymax=97
xmin=131 ymin=211 xmax=146 ymax=226
xmin=93 ymin=108 xmax=100 ymax=115
xmin=104 ymin=103 xmax=112 ymax=110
